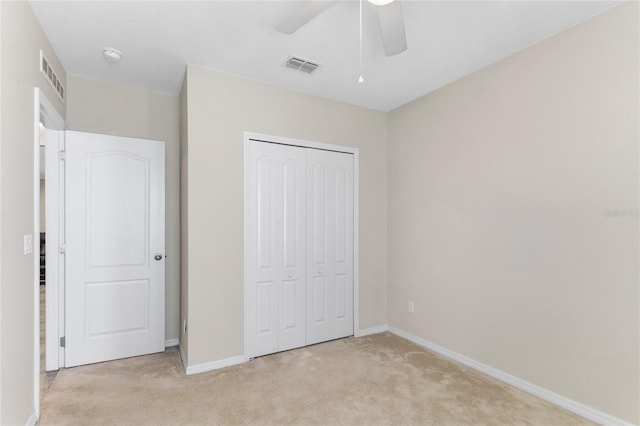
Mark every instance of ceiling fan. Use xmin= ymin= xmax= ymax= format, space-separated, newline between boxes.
xmin=275 ymin=0 xmax=407 ymax=57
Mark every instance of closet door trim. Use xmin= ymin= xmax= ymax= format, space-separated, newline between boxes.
xmin=243 ymin=132 xmax=360 ymax=359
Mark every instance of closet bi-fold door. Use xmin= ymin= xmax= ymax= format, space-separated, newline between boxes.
xmin=247 ymin=141 xmax=306 ymax=358
xmin=306 ymin=149 xmax=354 ymax=345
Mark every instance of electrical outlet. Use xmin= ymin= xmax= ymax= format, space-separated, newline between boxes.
xmin=408 ymin=301 xmax=415 ymax=313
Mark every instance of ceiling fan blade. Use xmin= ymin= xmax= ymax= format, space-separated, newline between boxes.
xmin=275 ymin=1 xmax=339 ymax=35
xmin=377 ymin=1 xmax=407 ymax=56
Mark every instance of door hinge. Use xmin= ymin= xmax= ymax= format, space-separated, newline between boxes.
xmin=59 ymin=336 xmax=65 ymax=348
xmin=59 ymin=243 xmax=66 ymax=255
xmin=59 ymin=150 xmax=66 ymax=160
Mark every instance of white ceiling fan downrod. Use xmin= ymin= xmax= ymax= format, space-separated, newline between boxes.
xmin=358 ymin=0 xmax=364 ymax=84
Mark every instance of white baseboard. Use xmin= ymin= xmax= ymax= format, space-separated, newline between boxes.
xmin=357 ymin=325 xmax=389 ymax=337
xmin=184 ymin=354 xmax=248 ymax=376
xmin=164 ymin=338 xmax=179 ymax=348
xmin=388 ymin=327 xmax=632 ymax=426
xmin=25 ymin=412 xmax=38 ymax=426
xmin=180 ymin=324 xmax=387 ymax=375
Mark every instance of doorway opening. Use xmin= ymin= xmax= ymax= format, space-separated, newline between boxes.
xmin=34 ymin=88 xmax=65 ymax=417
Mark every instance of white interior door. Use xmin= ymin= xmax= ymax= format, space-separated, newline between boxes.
xmin=306 ymin=149 xmax=354 ymax=345
xmin=247 ymin=141 xmax=306 ymax=358
xmin=65 ymin=130 xmax=165 ymax=367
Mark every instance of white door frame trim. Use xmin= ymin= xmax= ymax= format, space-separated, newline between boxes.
xmin=43 ymin=127 xmax=65 ymax=372
xmin=243 ymin=132 xmax=360 ymax=359
xmin=33 ymin=88 xmax=65 ymax=419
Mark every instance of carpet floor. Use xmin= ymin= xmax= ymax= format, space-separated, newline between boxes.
xmin=39 ymin=332 xmax=594 ymax=425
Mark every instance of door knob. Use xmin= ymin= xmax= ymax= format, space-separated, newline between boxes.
xmin=154 ymin=253 xmax=163 ymax=261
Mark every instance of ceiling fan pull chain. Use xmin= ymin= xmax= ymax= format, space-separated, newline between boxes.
xmin=358 ymin=0 xmax=364 ymax=84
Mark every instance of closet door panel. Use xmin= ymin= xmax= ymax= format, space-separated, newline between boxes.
xmin=312 ymin=276 xmax=327 ymax=323
xmin=278 ymin=145 xmax=306 ymax=352
xmin=306 ymin=149 xmax=354 ymax=345
xmin=308 ymin=154 xmax=331 ymax=339
xmin=248 ymin=141 xmax=280 ymax=357
xmin=333 ymin=159 xmax=354 ymax=329
xmin=248 ymin=139 xmax=354 ymax=358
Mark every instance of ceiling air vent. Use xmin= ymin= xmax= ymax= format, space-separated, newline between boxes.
xmin=285 ymin=56 xmax=320 ymax=74
xmin=40 ymin=50 xmax=65 ymax=103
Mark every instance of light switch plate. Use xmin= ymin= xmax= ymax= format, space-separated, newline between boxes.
xmin=24 ymin=234 xmax=33 ymax=255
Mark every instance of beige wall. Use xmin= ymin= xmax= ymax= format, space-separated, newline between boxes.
xmin=66 ymin=74 xmax=181 ymax=342
xmin=0 ymin=7 xmax=3 ymax=418
xmin=0 ymin=1 xmax=66 ymax=423
xmin=182 ymin=65 xmax=388 ymax=366
xmin=388 ymin=3 xmax=639 ymax=423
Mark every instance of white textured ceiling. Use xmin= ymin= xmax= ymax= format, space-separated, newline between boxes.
xmin=30 ymin=0 xmax=621 ymax=112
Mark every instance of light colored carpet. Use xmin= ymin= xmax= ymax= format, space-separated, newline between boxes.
xmin=39 ymin=332 xmax=594 ymax=425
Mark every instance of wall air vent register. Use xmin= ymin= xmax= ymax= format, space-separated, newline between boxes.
xmin=285 ymin=56 xmax=320 ymax=74
xmin=40 ymin=50 xmax=65 ymax=103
